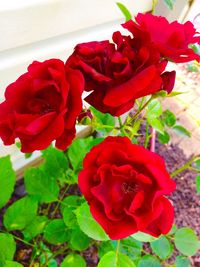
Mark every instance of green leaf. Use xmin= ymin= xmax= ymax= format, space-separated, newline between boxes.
xmin=174 ymin=227 xmax=200 ymax=256
xmin=90 ymin=106 xmax=115 ymax=132
xmin=150 ymin=236 xmax=173 ymax=260
xmin=190 ymin=44 xmax=200 ymax=55
xmin=25 ymin=152 xmax=33 ymax=159
xmin=120 ymin=237 xmax=142 ymax=261
xmin=138 ymin=255 xmax=162 ymax=267
xmin=24 ymin=167 xmax=59 ymax=203
xmin=187 ymin=62 xmax=199 ymax=72
xmin=3 ymin=262 xmax=23 ymax=267
xmin=163 ymin=110 xmax=176 ymax=127
xmin=98 ymin=241 xmax=117 ymax=258
xmin=98 ymin=251 xmax=135 ymax=267
xmin=147 ymin=99 xmax=162 ymax=118
xmin=196 ymin=174 xmax=200 ymax=194
xmin=132 ymin=232 xmax=158 ymax=242
xmin=175 ymin=256 xmax=190 ymax=267
xmin=147 ymin=100 xmax=164 ymax=134
xmin=153 ymin=90 xmax=167 ymax=98
xmin=62 ymin=206 xmax=77 ymax=229
xmin=3 ymin=196 xmax=38 ymax=231
xmin=41 ymin=146 xmax=69 ymax=180
xmin=61 ymin=195 xmax=84 ymax=213
xmin=0 ymin=156 xmax=15 ymax=209
xmin=22 ymin=216 xmax=48 ymax=241
xmin=168 ymin=224 xmax=177 ymax=235
xmin=47 ymin=259 xmax=57 ymax=267
xmin=164 ymin=0 xmax=176 ymax=10
xmin=147 ymin=117 xmax=164 ymax=134
xmin=194 ymin=159 xmax=200 ymax=170
xmin=68 ymin=137 xmax=103 ymax=172
xmin=116 ymin=2 xmax=132 ymax=21
xmin=69 ymin=228 xmax=90 ymax=251
xmin=0 ymin=233 xmax=16 ymax=261
xmin=167 ymin=91 xmax=185 ymax=97
xmin=65 ymin=169 xmax=77 ymax=184
xmin=44 ymin=219 xmax=70 ymax=245
xmin=61 ymin=196 xmax=84 ymax=229
xmin=60 ymin=254 xmax=86 ymax=267
xmin=158 ymin=131 xmax=170 ymax=144
xmin=76 ymin=202 xmax=109 ymax=241
xmin=173 ymin=125 xmax=191 ymax=137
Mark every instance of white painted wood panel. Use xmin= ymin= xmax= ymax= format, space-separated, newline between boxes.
xmin=0 ymin=0 xmax=152 ymax=52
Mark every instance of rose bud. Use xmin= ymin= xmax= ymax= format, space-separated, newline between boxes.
xmin=77 ymin=109 xmax=93 ymax=125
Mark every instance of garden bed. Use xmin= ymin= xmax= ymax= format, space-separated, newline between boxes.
xmin=0 ymin=138 xmax=199 ymax=266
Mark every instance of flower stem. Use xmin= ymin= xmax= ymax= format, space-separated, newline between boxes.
xmin=7 ymin=232 xmax=35 ymax=247
xmin=52 ymin=185 xmax=69 ymax=218
xmin=171 ymin=155 xmax=200 ymax=177
xmin=152 ymin=0 xmax=158 ymax=14
xmin=131 ymin=96 xmax=153 ymax=123
xmin=116 ymin=239 xmax=121 ymax=259
xmin=118 ymin=117 xmax=126 ymax=136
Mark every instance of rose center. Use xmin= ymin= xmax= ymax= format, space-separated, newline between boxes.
xmin=27 ymin=99 xmax=54 ymax=115
xmin=122 ymin=182 xmax=139 ymax=194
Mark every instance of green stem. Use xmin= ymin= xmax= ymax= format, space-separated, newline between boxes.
xmin=130 ymin=96 xmax=153 ymax=123
xmin=52 ymin=185 xmax=69 ymax=218
xmin=45 ymin=245 xmax=68 ymax=265
xmin=171 ymin=155 xmax=200 ymax=177
xmin=8 ymin=233 xmax=35 ymax=247
xmin=118 ymin=117 xmax=127 ymax=136
xmin=152 ymin=0 xmax=158 ymax=14
xmin=116 ymin=239 xmax=121 ymax=258
xmin=189 ymin=167 xmax=200 ymax=172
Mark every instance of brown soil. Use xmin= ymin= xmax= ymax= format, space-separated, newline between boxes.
xmin=156 ymin=141 xmax=200 ymax=266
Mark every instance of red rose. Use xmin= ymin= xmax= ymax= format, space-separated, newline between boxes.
xmin=123 ymin=13 xmax=200 ymax=63
xmin=0 ymin=59 xmax=84 ymax=152
xmin=78 ymin=136 xmax=176 ymax=239
xmin=66 ymin=34 xmax=175 ymax=116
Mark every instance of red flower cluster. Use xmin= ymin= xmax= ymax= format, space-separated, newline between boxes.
xmin=0 ymin=13 xmax=199 ymax=151
xmin=123 ymin=13 xmax=200 ymax=63
xmin=67 ymin=14 xmax=200 ymax=116
xmin=78 ymin=136 xmax=176 ymax=239
xmin=67 ymin=37 xmax=175 ymax=116
xmin=0 ymin=60 xmax=84 ymax=152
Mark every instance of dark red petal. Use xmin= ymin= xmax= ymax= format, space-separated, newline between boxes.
xmin=146 ymin=163 xmax=176 ymax=195
xmin=161 ymin=71 xmax=176 ymax=93
xmin=64 ymin=68 xmax=84 ymax=128
xmin=55 ymin=125 xmax=76 ymax=151
xmin=144 ymin=197 xmax=174 ymax=237
xmin=103 ymin=66 xmax=162 ymax=107
xmin=90 ymin=200 xmax=137 ymax=240
xmin=20 ymin=114 xmax=64 ymax=153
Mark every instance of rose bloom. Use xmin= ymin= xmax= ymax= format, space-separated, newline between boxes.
xmin=66 ymin=32 xmax=175 ymax=117
xmin=123 ymin=13 xmax=200 ymax=63
xmin=0 ymin=59 xmax=84 ymax=152
xmin=78 ymin=136 xmax=176 ymax=240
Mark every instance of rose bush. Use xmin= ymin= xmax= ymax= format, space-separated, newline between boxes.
xmin=123 ymin=13 xmax=200 ymax=63
xmin=1 ymin=6 xmax=200 ymax=266
xmin=67 ymin=33 xmax=175 ymax=116
xmin=0 ymin=59 xmax=84 ymax=152
xmin=78 ymin=136 xmax=176 ymax=239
